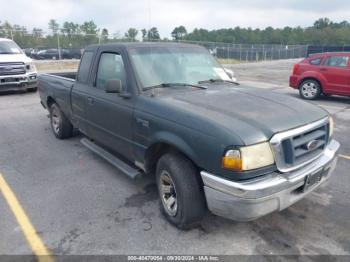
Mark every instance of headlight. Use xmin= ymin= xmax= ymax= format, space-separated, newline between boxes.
xmin=222 ymin=142 xmax=275 ymax=171
xmin=329 ymin=116 xmax=334 ymax=138
xmin=26 ymin=62 xmax=37 ymax=73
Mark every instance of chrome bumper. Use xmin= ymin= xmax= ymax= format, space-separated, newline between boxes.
xmin=0 ymin=73 xmax=37 ymax=90
xmin=200 ymin=139 xmax=340 ymax=221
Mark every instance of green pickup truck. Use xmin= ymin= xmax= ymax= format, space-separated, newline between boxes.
xmin=38 ymin=43 xmax=340 ymax=229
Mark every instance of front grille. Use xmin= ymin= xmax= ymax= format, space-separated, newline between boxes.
xmin=0 ymin=62 xmax=26 ymax=76
xmin=282 ymin=124 xmax=328 ymax=166
xmin=270 ymin=118 xmax=330 ymax=172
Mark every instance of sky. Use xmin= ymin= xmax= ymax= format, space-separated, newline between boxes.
xmin=1 ymin=0 xmax=350 ymax=38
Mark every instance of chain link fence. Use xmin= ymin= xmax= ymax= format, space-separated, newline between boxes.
xmin=1 ymin=30 xmax=308 ymax=63
xmin=173 ymin=40 xmax=308 ymax=62
xmin=307 ymin=45 xmax=350 ymax=56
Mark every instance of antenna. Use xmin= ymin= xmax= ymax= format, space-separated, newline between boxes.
xmin=148 ymin=0 xmax=151 ymax=41
xmin=147 ymin=0 xmax=155 ymax=97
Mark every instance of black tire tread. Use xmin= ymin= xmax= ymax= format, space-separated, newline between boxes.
xmin=49 ymin=103 xmax=73 ymax=139
xmin=156 ymin=153 xmax=206 ymax=230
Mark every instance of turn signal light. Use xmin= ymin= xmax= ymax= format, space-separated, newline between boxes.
xmin=222 ymin=150 xmax=242 ymax=171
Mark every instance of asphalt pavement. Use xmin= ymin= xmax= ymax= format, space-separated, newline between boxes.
xmin=0 ymin=59 xmax=349 ymax=257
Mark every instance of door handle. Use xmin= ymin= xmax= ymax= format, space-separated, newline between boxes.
xmin=87 ymin=97 xmax=94 ymax=105
xmin=320 ymin=68 xmax=327 ymax=72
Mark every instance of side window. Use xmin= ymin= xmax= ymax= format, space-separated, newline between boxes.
xmin=95 ymin=53 xmax=126 ymax=90
xmin=309 ymin=57 xmax=322 ymax=65
xmin=77 ymin=51 xmax=94 ymax=83
xmin=325 ymin=56 xmax=349 ymax=68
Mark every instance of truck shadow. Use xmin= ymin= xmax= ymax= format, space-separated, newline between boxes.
xmin=0 ymin=90 xmax=30 ymax=96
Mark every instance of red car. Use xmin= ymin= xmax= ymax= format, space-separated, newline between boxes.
xmin=290 ymin=52 xmax=350 ymax=100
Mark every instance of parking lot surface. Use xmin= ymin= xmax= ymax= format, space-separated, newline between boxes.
xmin=0 ymin=59 xmax=349 ymax=256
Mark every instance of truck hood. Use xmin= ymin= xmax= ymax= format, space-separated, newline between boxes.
xmin=153 ymin=85 xmax=329 ymax=145
xmin=0 ymin=53 xmax=32 ymax=63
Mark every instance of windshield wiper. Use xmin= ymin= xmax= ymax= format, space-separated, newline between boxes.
xmin=143 ymin=82 xmax=207 ymax=91
xmin=198 ymin=79 xmax=239 ymax=85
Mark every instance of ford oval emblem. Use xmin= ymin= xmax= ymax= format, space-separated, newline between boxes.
xmin=306 ymin=140 xmax=320 ymax=151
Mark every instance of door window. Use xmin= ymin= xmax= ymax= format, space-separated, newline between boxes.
xmin=95 ymin=53 xmax=126 ymax=90
xmin=325 ymin=56 xmax=349 ymax=68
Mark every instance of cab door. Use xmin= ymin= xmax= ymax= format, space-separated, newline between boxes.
xmin=70 ymin=50 xmax=95 ymax=135
xmin=320 ymin=55 xmax=350 ymax=94
xmin=84 ymin=47 xmax=136 ymax=160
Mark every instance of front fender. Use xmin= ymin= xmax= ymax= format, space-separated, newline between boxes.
xmin=149 ymin=131 xmax=199 ymax=164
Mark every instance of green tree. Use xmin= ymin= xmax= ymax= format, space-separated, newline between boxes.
xmin=313 ymin=18 xmax=330 ymax=30
xmin=141 ymin=29 xmax=147 ymax=41
xmin=32 ymin=28 xmax=43 ymax=38
xmin=80 ymin=20 xmax=98 ymax=35
xmin=124 ymin=28 xmax=138 ymax=41
xmin=147 ymin=27 xmax=160 ymax=40
xmin=48 ymin=19 xmax=59 ymax=34
xmin=101 ymin=28 xmax=109 ymax=41
xmin=171 ymin=26 xmax=187 ymax=40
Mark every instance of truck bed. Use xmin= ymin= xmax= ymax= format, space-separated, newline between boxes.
xmin=38 ymin=72 xmax=76 ymax=119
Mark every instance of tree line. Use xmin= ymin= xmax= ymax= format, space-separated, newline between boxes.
xmin=0 ymin=18 xmax=349 ymax=49
xmin=0 ymin=19 xmax=162 ymax=49
xmin=184 ymin=18 xmax=350 ymax=45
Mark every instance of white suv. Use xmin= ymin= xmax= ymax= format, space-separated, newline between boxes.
xmin=0 ymin=38 xmax=37 ymax=92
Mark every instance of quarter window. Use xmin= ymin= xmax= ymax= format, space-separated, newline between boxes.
xmin=77 ymin=51 xmax=94 ymax=83
xmin=95 ymin=53 xmax=126 ymax=90
xmin=309 ymin=58 xmax=322 ymax=65
xmin=325 ymin=56 xmax=349 ymax=68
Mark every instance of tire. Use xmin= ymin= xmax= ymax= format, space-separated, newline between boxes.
xmin=49 ymin=103 xmax=73 ymax=139
xmin=156 ymin=153 xmax=206 ymax=229
xmin=299 ymin=79 xmax=321 ymax=100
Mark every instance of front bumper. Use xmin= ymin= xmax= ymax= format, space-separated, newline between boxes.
xmin=200 ymin=139 xmax=340 ymax=221
xmin=0 ymin=73 xmax=37 ymax=91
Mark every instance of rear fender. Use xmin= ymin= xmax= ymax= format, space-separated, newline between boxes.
xmin=299 ymin=71 xmax=327 ymax=91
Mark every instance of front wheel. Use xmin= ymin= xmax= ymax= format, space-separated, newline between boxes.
xmin=299 ymin=79 xmax=321 ymax=100
xmin=156 ymin=153 xmax=206 ymax=229
xmin=49 ymin=103 xmax=73 ymax=139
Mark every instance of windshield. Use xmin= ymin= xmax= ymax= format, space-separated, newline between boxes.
xmin=0 ymin=40 xmax=22 ymax=54
xmin=129 ymin=45 xmax=231 ymax=89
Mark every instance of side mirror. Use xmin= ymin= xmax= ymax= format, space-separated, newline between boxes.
xmin=106 ymin=79 xmax=122 ymax=93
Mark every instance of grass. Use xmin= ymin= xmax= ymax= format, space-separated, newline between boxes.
xmin=217 ymin=58 xmax=244 ymax=64
xmin=35 ymin=58 xmax=244 ymax=72
xmin=34 ymin=60 xmax=79 ymax=72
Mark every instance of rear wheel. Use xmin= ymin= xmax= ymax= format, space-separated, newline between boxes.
xmin=49 ymin=103 xmax=73 ymax=139
xmin=156 ymin=153 xmax=206 ymax=229
xmin=299 ymin=79 xmax=321 ymax=100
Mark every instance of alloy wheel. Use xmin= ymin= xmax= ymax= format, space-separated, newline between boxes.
xmin=159 ymin=170 xmax=178 ymax=217
xmin=301 ymin=82 xmax=318 ymax=98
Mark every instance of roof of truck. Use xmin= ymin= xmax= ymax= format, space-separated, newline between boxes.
xmin=85 ymin=42 xmax=204 ymax=51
